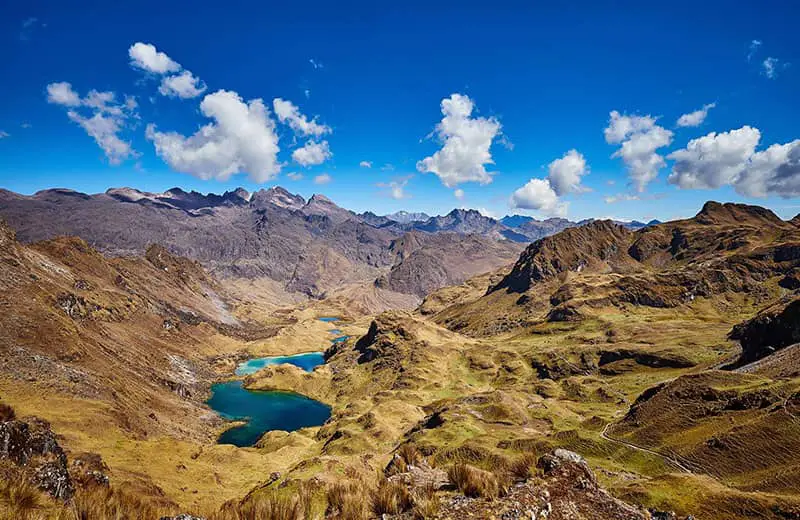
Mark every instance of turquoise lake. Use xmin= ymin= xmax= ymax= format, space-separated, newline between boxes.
xmin=208 ymin=381 xmax=331 ymax=447
xmin=234 ymin=352 xmax=325 ymax=376
xmin=208 ymin=318 xmax=344 ymax=447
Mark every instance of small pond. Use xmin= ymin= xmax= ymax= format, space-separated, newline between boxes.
xmin=235 ymin=352 xmax=325 ymax=376
xmin=318 ymin=317 xmax=340 ymax=323
xmin=208 ymin=381 xmax=331 ymax=447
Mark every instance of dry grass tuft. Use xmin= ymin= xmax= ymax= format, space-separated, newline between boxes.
xmin=447 ymin=463 xmax=500 ymax=499
xmin=507 ymin=453 xmax=538 ymax=481
xmin=68 ymin=485 xmax=173 ymax=520
xmin=371 ymin=480 xmax=412 ymax=515
xmin=411 ymin=484 xmax=440 ymax=519
xmin=0 ymin=476 xmax=41 ymax=518
xmin=397 ymin=443 xmax=421 ymax=466
xmin=326 ymin=481 xmax=368 ymax=520
xmin=0 ymin=403 xmax=15 ymax=422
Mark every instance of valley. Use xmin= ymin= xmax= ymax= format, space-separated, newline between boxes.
xmin=0 ymin=192 xmax=799 ymax=519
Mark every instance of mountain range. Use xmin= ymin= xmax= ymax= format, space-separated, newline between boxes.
xmin=0 ymin=186 xmax=657 ymax=306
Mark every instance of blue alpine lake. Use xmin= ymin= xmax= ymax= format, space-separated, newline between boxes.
xmin=208 ymin=381 xmax=331 ymax=447
xmin=318 ymin=316 xmax=340 ymax=322
xmin=208 ymin=318 xmax=345 ymax=447
xmin=234 ymin=352 xmax=325 ymax=376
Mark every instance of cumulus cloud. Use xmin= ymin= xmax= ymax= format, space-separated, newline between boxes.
xmin=273 ymin=98 xmax=330 ymax=137
xmin=510 ymin=178 xmax=567 ymax=217
xmin=763 ymin=57 xmax=780 ymax=79
xmin=605 ymin=110 xmax=673 ymax=192
xmin=417 ymin=93 xmax=501 ymax=188
xmin=287 ymin=172 xmax=303 ymax=181
xmin=667 ymin=125 xmax=800 ymax=197
xmin=547 ymin=149 xmax=589 ymax=195
xmin=129 ymin=42 xmax=207 ymax=101
xmin=46 ymin=82 xmax=138 ymax=164
xmin=46 ymin=82 xmax=81 ymax=106
xmin=377 ymin=176 xmax=412 ymax=200
xmin=292 ymin=140 xmax=332 ymax=167
xmin=159 ymin=70 xmax=207 ymax=99
xmin=677 ymin=103 xmax=716 ymax=127
xmin=314 ymin=173 xmax=332 ymax=184
xmin=454 ymin=188 xmax=465 ymax=200
xmin=667 ymin=126 xmax=760 ymax=190
xmin=509 ymin=149 xmax=589 ymax=217
xmin=146 ymin=89 xmax=280 ymax=183
xmin=128 ymin=42 xmax=181 ymax=74
xmin=359 ymin=160 xmax=372 ymax=168
xmin=0 ymin=131 xmax=9 ymax=139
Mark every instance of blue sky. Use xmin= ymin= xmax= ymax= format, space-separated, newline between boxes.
xmin=1 ymin=1 xmax=798 ymax=221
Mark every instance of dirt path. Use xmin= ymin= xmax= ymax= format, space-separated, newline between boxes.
xmin=600 ymin=422 xmax=695 ymax=474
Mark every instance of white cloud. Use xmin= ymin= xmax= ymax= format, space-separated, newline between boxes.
xmin=46 ymin=83 xmax=138 ymax=164
xmin=287 ymin=172 xmax=303 ymax=181
xmin=292 ymin=140 xmax=332 ymax=167
xmin=67 ymin=110 xmax=136 ymax=165
xmin=314 ymin=173 xmax=332 ymax=184
xmin=667 ymin=126 xmax=760 ymax=190
xmin=605 ymin=110 xmax=673 ymax=192
xmin=667 ymin=125 xmax=800 ymax=197
xmin=763 ymin=57 xmax=780 ymax=79
xmin=46 ymin=81 xmax=81 ymax=106
xmin=273 ymin=98 xmax=330 ymax=137
xmin=604 ymin=193 xmax=640 ymax=204
xmin=510 ymin=178 xmax=567 ymax=217
xmin=359 ymin=160 xmax=372 ymax=168
xmin=547 ymin=149 xmax=589 ymax=195
xmin=416 ymin=93 xmax=501 ymax=188
xmin=377 ymin=177 xmax=412 ymax=200
xmin=21 ymin=123 xmax=32 ymax=129
xmin=0 ymin=131 xmax=9 ymax=139
xmin=128 ymin=42 xmax=181 ymax=74
xmin=159 ymin=70 xmax=207 ymax=99
xmin=738 ymin=140 xmax=800 ymax=197
xmin=309 ymin=58 xmax=323 ymax=70
xmin=454 ymin=188 xmax=465 ymax=200
xmin=747 ymin=40 xmax=762 ymax=62
xmin=677 ymin=103 xmax=716 ymax=127
xmin=146 ymin=89 xmax=281 ymax=183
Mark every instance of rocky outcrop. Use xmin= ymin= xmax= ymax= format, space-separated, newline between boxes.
xmin=730 ymin=297 xmax=800 ymax=365
xmin=0 ymin=413 xmax=74 ymax=500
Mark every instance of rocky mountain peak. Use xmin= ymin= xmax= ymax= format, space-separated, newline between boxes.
xmin=696 ymin=201 xmax=784 ymax=226
xmin=251 ymin=186 xmax=305 ymax=210
xmin=491 ymin=219 xmax=632 ymax=293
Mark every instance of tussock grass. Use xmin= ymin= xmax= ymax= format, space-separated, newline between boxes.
xmin=411 ymin=484 xmax=440 ymax=519
xmin=371 ymin=480 xmax=412 ymax=515
xmin=0 ymin=403 xmax=15 ymax=422
xmin=0 ymin=476 xmax=41 ymax=518
xmin=507 ymin=453 xmax=539 ymax=481
xmin=447 ymin=464 xmax=500 ymax=499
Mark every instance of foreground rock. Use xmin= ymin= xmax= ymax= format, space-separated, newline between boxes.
xmin=0 ymin=411 xmax=74 ymax=500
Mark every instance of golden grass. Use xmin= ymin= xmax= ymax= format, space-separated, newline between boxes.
xmin=446 ymin=464 xmax=500 ymax=499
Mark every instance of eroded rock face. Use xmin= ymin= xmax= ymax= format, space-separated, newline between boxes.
xmin=730 ymin=297 xmax=800 ymax=365
xmin=0 ymin=416 xmax=74 ymax=500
